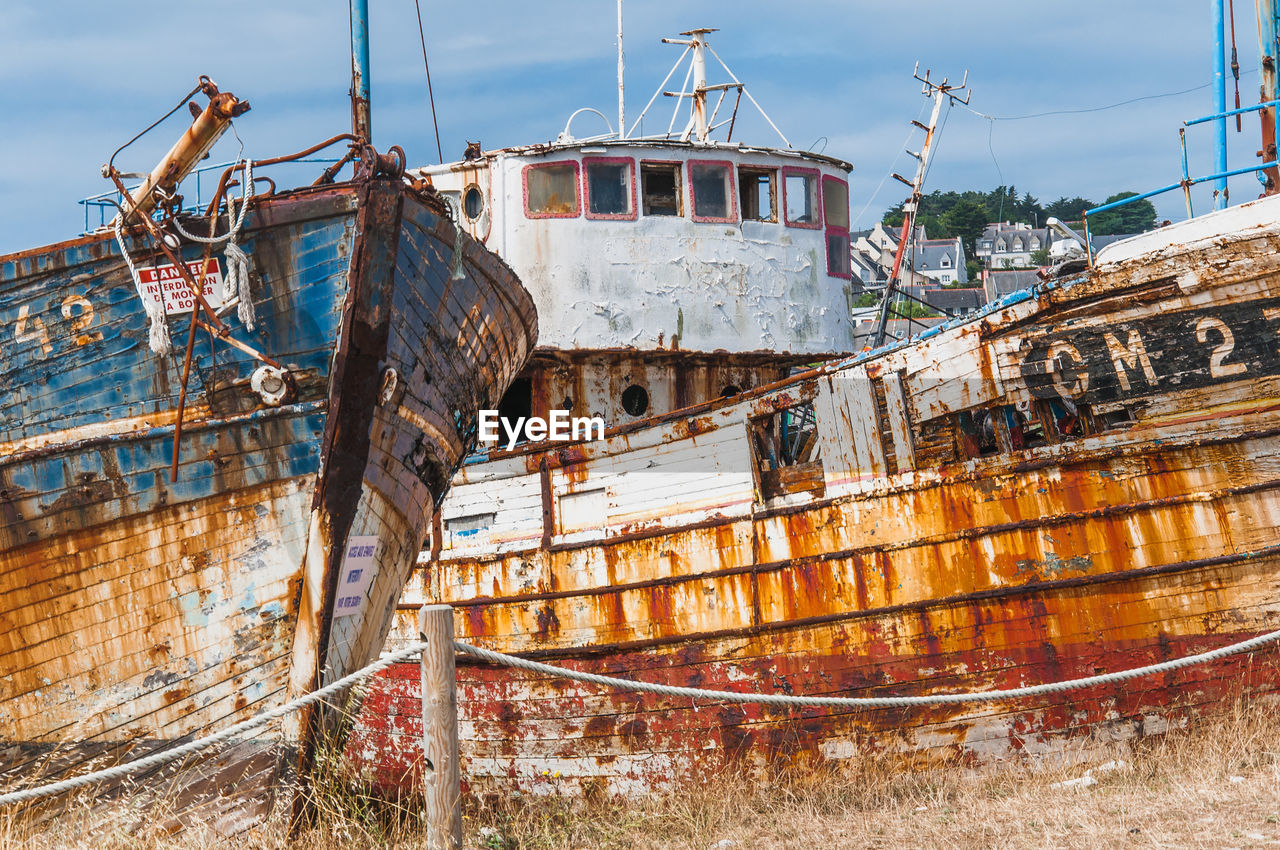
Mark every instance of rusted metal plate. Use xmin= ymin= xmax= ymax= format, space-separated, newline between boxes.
xmin=351 ymin=194 xmax=1280 ymax=797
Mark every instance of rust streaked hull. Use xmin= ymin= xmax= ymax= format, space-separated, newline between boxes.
xmin=0 ymin=176 xmax=536 ymax=826
xmin=350 ymin=195 xmax=1280 ymax=796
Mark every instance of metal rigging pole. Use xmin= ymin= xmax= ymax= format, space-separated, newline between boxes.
xmin=871 ymin=66 xmax=970 ymax=349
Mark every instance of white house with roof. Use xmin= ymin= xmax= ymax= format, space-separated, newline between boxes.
xmin=850 ymin=222 xmax=931 ymax=288
xmin=975 ymin=222 xmax=1049 ymax=269
xmin=910 ymin=236 xmax=968 ymax=286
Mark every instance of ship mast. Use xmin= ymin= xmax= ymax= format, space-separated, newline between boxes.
xmin=350 ymin=0 xmax=372 ymax=144
xmin=617 ymin=0 xmax=626 ymax=140
xmin=871 ymin=66 xmax=970 ymax=349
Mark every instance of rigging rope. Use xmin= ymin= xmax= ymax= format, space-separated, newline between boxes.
xmin=414 ymin=0 xmax=444 ymax=163
xmin=113 ymin=221 xmax=171 ymax=355
xmin=170 ymin=158 xmax=256 ymax=331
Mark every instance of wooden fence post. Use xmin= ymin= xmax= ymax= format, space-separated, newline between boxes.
xmin=420 ymin=604 xmax=461 ymax=850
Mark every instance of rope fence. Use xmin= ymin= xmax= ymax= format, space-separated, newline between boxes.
xmin=0 ymin=640 xmax=430 ymax=807
xmin=454 ymin=626 xmax=1280 ymax=709
xmin=3 ymin=620 xmax=1278 ymax=808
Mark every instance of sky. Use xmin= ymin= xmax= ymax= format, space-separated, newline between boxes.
xmin=0 ymin=1 xmax=1270 ymax=254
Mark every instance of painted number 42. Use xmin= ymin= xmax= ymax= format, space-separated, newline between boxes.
xmin=14 ymin=295 xmax=102 ymax=358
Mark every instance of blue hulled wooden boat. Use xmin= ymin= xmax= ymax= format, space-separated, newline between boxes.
xmin=0 ymin=75 xmax=535 ymax=828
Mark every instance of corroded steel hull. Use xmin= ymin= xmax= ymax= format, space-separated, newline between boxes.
xmin=0 ymin=177 xmax=535 ymax=826
xmin=350 ymin=195 xmax=1280 ymax=797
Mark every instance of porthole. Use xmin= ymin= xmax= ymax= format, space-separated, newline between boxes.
xmin=621 ymin=384 xmax=649 ymax=417
xmin=720 ymin=385 xmax=741 ymax=398
xmin=463 ymin=184 xmax=484 ymax=220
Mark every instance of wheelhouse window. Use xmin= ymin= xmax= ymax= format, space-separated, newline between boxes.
xmin=738 ymin=167 xmax=777 ymax=222
xmin=523 ymin=162 xmax=580 ymax=218
xmin=688 ymin=160 xmax=737 ymax=222
xmin=641 ymin=161 xmax=682 ymax=216
xmin=784 ymin=168 xmax=821 ymax=228
xmin=584 ymin=157 xmax=636 ymax=220
xmin=822 ymin=175 xmax=850 ymax=278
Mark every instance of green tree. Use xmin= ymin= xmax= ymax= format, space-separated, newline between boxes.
xmin=854 ymin=292 xmax=879 ymax=308
xmin=1044 ymin=196 xmax=1095 ymax=222
xmin=1030 ymin=247 xmax=1051 ymax=266
xmin=1089 ymin=192 xmax=1156 ymax=235
xmin=942 ymin=199 xmax=990 ymax=257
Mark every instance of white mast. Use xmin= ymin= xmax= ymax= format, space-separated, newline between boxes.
xmin=617 ymin=0 xmax=626 ymax=139
xmin=690 ymin=29 xmax=709 ymax=142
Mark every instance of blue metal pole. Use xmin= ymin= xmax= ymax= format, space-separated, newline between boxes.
xmin=1213 ymin=0 xmax=1228 ymax=209
xmin=1185 ymin=98 xmax=1280 ymax=125
xmin=350 ymin=0 xmax=372 ymax=143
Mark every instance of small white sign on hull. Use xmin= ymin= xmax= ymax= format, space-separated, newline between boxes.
xmin=334 ymin=536 xmax=378 ymax=619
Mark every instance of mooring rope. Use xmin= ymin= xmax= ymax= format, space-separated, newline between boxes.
xmin=0 ymin=640 xmax=430 ymax=807
xmin=3 ymin=626 xmax=1277 ymax=806
xmin=453 ymin=627 xmax=1280 ymax=708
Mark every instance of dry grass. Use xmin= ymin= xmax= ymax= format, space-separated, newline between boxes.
xmin=4 ymin=700 xmax=1279 ymax=849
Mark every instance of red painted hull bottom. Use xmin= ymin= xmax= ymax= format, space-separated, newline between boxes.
xmin=345 ymin=628 xmax=1280 ymax=797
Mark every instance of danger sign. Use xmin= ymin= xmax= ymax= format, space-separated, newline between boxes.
xmin=134 ymin=259 xmax=225 ymax=316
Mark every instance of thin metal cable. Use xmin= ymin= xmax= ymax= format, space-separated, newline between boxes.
xmin=851 ymin=100 xmax=929 ymax=229
xmin=959 ymin=79 xmax=1223 ymax=122
xmin=414 ymin=0 xmax=444 ymax=163
xmin=107 ymin=81 xmax=206 ymax=175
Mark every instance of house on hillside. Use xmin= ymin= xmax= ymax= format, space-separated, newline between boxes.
xmin=850 ymin=222 xmax=930 ymax=289
xmin=851 ymin=222 xmax=902 ymax=267
xmin=911 ymin=236 xmax=968 ymax=286
xmin=975 ymin=222 xmax=1050 ymax=269
xmin=897 ymin=285 xmax=984 ymax=318
xmin=921 ymin=286 xmax=983 ymax=316
xmin=849 ymin=249 xmax=882 ymax=292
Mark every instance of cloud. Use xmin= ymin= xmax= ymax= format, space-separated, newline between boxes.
xmin=0 ymin=0 xmax=1267 ymax=252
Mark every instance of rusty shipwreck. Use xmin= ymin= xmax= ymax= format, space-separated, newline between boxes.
xmin=349 ymin=20 xmax=1280 ymax=795
xmin=0 ymin=13 xmax=536 ymax=828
